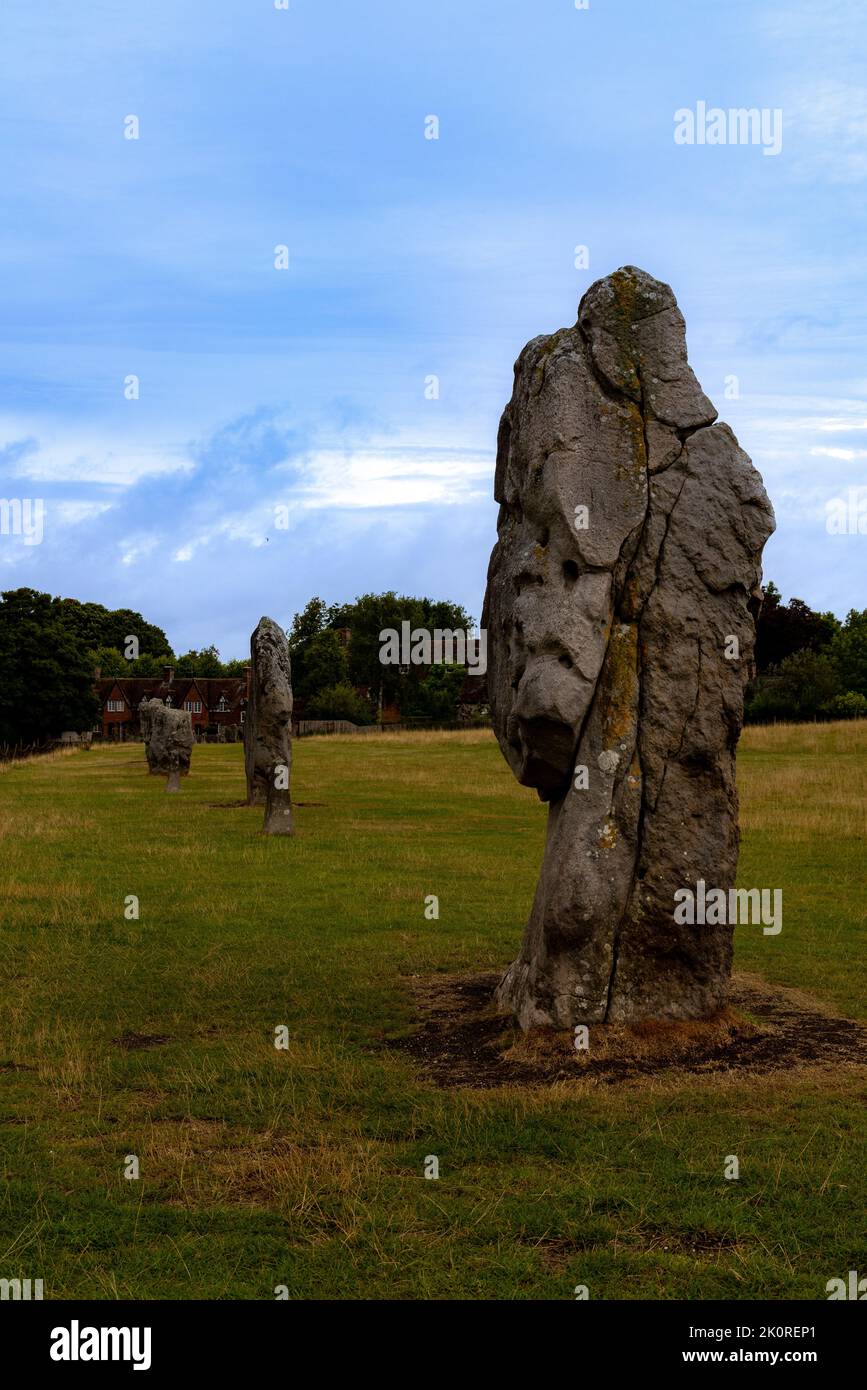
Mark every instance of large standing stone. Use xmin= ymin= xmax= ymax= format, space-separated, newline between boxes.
xmin=483 ymin=266 xmax=775 ymax=1028
xmin=139 ymin=698 xmax=156 ymax=763
xmin=146 ymin=702 xmax=193 ymax=777
xmin=245 ymin=616 xmax=294 ymax=835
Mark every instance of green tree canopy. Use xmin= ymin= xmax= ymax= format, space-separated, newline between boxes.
xmin=0 ymin=589 xmax=99 ymax=744
xmin=402 ymin=663 xmax=468 ymax=720
xmin=754 ymin=584 xmax=839 ymax=671
xmin=57 ymin=598 xmax=173 ymax=659
xmin=326 ymin=591 xmax=474 ymax=707
xmin=295 ymin=629 xmax=349 ymax=700
xmin=175 ymin=645 xmax=225 ymax=678
xmin=287 ymin=597 xmax=329 ymax=693
xmin=305 ymin=683 xmax=373 ymax=724
xmin=287 ymin=592 xmax=475 ymax=719
xmin=745 ymin=649 xmax=842 ymax=723
xmin=829 ymin=609 xmax=867 ymax=698
xmin=87 ymin=645 xmax=127 ymax=678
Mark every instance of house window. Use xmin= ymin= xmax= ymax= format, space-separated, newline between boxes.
xmin=217 ymin=696 xmax=229 ymax=712
xmin=165 ymin=696 xmax=172 ymax=706
xmin=106 ymin=700 xmax=125 ymax=713
xmin=184 ymin=700 xmax=202 ymax=713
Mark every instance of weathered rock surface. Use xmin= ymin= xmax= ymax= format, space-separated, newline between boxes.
xmin=483 ymin=266 xmax=775 ymax=1028
xmin=245 ymin=616 xmax=294 ymax=835
xmin=146 ymin=701 xmax=193 ymax=777
xmin=139 ymin=698 xmax=156 ymax=763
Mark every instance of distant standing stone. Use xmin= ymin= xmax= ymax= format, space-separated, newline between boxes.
xmin=147 ymin=702 xmax=194 ymax=777
xmin=245 ymin=616 xmax=294 ymax=836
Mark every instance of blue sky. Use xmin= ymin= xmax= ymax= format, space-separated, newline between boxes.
xmin=1 ymin=0 xmax=864 ymax=657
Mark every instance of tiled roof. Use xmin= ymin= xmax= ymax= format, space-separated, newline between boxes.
xmin=96 ymin=676 xmax=247 ymax=712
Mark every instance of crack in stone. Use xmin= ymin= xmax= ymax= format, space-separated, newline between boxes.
xmin=603 ymin=355 xmax=653 ymax=1020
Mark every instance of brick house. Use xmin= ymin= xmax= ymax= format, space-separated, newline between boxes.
xmin=95 ymin=666 xmax=249 ymax=740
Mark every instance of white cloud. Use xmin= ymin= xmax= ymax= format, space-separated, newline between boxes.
xmin=276 ymin=446 xmax=493 ymax=510
xmin=0 ymin=417 xmax=194 ymax=486
xmin=810 ymin=446 xmax=867 ymax=461
xmin=51 ymin=500 xmax=115 ymax=526
xmin=119 ymin=535 xmax=159 ymax=567
xmin=159 ymin=443 xmax=494 ymax=567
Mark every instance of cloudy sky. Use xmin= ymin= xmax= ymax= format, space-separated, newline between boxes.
xmin=1 ymin=0 xmax=864 ymax=657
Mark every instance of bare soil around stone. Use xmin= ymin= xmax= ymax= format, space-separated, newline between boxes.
xmin=389 ymin=969 xmax=867 ymax=1089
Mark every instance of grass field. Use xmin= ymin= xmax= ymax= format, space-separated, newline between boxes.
xmin=0 ymin=723 xmax=864 ymax=1300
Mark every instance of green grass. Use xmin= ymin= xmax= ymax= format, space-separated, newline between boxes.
xmin=0 ymin=725 xmax=864 ymax=1300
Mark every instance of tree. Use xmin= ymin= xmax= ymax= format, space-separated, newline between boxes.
xmin=305 ymin=683 xmax=373 ymax=723
xmin=286 ymin=592 xmax=475 ymax=716
xmin=87 ymin=645 xmax=126 ymax=677
xmin=403 ymin=663 xmax=468 ymax=720
xmin=175 ymin=646 xmax=224 ymax=678
xmin=754 ymin=583 xmax=838 ymax=672
xmin=745 ymin=649 xmax=842 ymax=723
xmin=0 ymin=589 xmax=99 ymax=744
xmin=287 ymin=597 xmax=329 ymax=693
xmin=126 ymin=652 xmax=167 ymax=677
xmin=829 ymin=609 xmax=867 ymax=698
xmin=288 ymin=596 xmax=329 ymax=649
xmin=221 ymin=658 xmax=248 ymax=678
xmin=296 ymin=630 xmax=349 ymax=700
xmin=829 ymin=690 xmax=867 ymax=719
xmin=326 ymin=591 xmax=474 ymax=708
xmin=57 ymin=598 xmax=173 ymax=659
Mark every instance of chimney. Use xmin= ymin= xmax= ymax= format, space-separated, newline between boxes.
xmin=163 ymin=665 xmax=174 ymax=684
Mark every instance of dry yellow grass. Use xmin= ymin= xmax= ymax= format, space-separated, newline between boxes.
xmin=313 ymin=726 xmax=495 ymax=746
xmin=0 ymin=744 xmax=82 ymax=774
xmin=740 ymin=717 xmax=867 ymax=755
xmin=738 ymin=719 xmax=867 ymax=841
